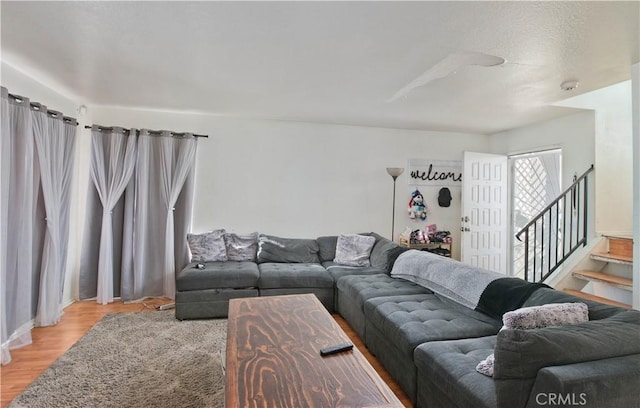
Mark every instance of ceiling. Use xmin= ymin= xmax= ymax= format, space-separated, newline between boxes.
xmin=1 ymin=1 xmax=639 ymax=134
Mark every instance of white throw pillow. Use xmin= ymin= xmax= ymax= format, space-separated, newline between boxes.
xmin=187 ymin=229 xmax=227 ymax=262
xmin=502 ymin=302 xmax=589 ymax=330
xmin=476 ymin=302 xmax=588 ymax=377
xmin=333 ymin=234 xmax=376 ymax=267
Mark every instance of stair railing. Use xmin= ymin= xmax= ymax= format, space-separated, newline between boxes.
xmin=516 ymin=165 xmax=594 ymax=283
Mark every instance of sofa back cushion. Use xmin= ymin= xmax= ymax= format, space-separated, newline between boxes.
xmin=522 ymin=287 xmax=627 ymax=320
xmin=317 ymin=236 xmax=339 ymax=262
xmin=257 ymin=234 xmax=320 ymax=263
xmin=493 ymin=310 xmax=640 ymax=408
xmin=368 ymin=233 xmax=402 ymax=271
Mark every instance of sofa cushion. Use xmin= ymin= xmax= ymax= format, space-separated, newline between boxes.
xmin=368 ymin=233 xmax=403 ymax=271
xmin=334 ymin=233 xmax=376 ymax=266
xmin=494 ymin=311 xmax=640 ymax=381
xmin=383 ymin=246 xmax=410 ymax=273
xmin=258 ymin=263 xmax=333 ymax=288
xmin=187 ymin=229 xmax=227 ymax=262
xmin=364 ymin=293 xmax=502 ymax=360
xmin=493 ymin=310 xmax=640 ymax=408
xmin=337 ymin=274 xmax=431 ymax=308
xmin=257 ymin=234 xmax=320 ymax=263
xmin=322 ymin=261 xmax=385 ymax=281
xmin=317 ymin=235 xmax=338 ymax=262
xmin=415 ymin=336 xmax=498 ymax=408
xmin=176 ymin=261 xmax=259 ymax=291
xmin=336 ymin=274 xmax=432 ymax=341
xmin=477 ymin=302 xmax=589 ymax=377
xmin=224 ymin=232 xmax=258 ymax=261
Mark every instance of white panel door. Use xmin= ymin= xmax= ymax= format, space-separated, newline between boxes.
xmin=461 ymin=151 xmax=508 ymax=273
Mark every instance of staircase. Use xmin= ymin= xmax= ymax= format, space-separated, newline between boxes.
xmin=515 ymin=164 xmax=635 ymax=309
xmin=563 ymin=236 xmax=633 ymax=308
xmin=516 ymin=165 xmax=594 ymax=283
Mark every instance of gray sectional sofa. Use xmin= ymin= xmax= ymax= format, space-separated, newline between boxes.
xmin=175 ymin=232 xmax=640 ymax=408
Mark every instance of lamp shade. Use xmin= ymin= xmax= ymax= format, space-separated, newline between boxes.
xmin=386 ymin=167 xmax=405 ymax=178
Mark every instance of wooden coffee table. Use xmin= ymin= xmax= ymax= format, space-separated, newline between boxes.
xmin=225 ymin=294 xmax=404 ymax=407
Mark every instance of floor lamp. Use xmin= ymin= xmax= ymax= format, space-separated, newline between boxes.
xmin=386 ymin=167 xmax=404 ymax=241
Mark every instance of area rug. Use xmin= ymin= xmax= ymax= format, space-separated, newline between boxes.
xmin=9 ymin=311 xmax=226 ymax=408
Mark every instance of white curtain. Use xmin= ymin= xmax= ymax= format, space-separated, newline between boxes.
xmin=80 ymin=128 xmax=197 ymax=303
xmin=125 ymin=130 xmax=197 ymax=300
xmin=1 ymin=87 xmax=76 ymax=364
xmin=32 ymin=107 xmax=77 ymax=327
xmin=89 ymin=127 xmax=137 ymax=304
xmin=1 ymin=88 xmax=36 ymax=364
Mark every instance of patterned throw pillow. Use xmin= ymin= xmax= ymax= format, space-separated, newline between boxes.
xmin=476 ymin=302 xmax=588 ymax=376
xmin=187 ymin=229 xmax=227 ymax=262
xmin=333 ymin=234 xmax=376 ymax=267
xmin=224 ymin=232 xmax=259 ymax=261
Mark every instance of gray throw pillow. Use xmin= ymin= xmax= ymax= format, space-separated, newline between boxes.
xmin=257 ymin=234 xmax=320 ymax=263
xmin=224 ymin=232 xmax=258 ymax=261
xmin=187 ymin=229 xmax=227 ymax=262
xmin=333 ymin=234 xmax=376 ymax=267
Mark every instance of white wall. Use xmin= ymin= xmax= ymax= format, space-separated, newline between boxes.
xmin=490 ymin=111 xmax=597 ymax=239
xmin=631 ymin=63 xmax=639 ymax=310
xmin=91 ymin=106 xmax=490 ymax=260
xmin=1 ymin=62 xmax=92 ymax=307
xmin=555 ymin=81 xmax=634 ymax=236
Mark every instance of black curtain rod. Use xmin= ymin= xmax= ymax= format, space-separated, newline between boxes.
xmin=8 ymin=92 xmax=78 ymax=126
xmin=84 ymin=125 xmax=208 ymax=138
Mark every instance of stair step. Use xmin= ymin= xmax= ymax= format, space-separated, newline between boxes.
xmin=563 ymin=289 xmax=632 ymax=309
xmin=590 ymin=251 xmax=633 ymax=265
xmin=605 ymin=236 xmax=633 ymax=259
xmin=572 ymin=270 xmax=632 ymax=290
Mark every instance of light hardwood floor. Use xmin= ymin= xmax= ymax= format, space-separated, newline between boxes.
xmin=1 ymin=299 xmax=412 ymax=407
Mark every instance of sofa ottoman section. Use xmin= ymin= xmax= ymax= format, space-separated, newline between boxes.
xmin=363 ymin=293 xmax=502 ymax=403
xmin=176 ymin=288 xmax=258 ymax=320
xmin=258 ymin=263 xmax=335 ymax=312
xmin=175 ymin=261 xmax=260 ymax=319
xmin=336 ymin=274 xmax=431 ymax=340
xmin=414 ymin=336 xmax=498 ymax=408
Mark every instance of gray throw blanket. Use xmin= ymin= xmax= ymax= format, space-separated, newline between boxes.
xmin=390 ymin=250 xmax=504 ymax=309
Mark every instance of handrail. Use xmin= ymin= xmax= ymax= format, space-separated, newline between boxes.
xmin=515 ymin=164 xmax=594 ymax=283
xmin=516 ymin=164 xmax=594 ymax=242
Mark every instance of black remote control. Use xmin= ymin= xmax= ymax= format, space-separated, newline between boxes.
xmin=320 ymin=343 xmax=353 ymax=357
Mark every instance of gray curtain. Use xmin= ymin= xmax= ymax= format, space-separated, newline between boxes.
xmin=81 ymin=128 xmax=197 ymax=302
xmin=123 ymin=130 xmax=197 ymax=300
xmin=1 ymin=87 xmax=77 ymax=364
xmin=1 ymin=87 xmax=36 ymax=364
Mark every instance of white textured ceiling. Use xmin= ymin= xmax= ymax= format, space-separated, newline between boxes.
xmin=1 ymin=1 xmax=638 ymax=134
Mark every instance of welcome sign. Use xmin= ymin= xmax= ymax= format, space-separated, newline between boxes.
xmin=408 ymin=159 xmax=462 ymax=186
